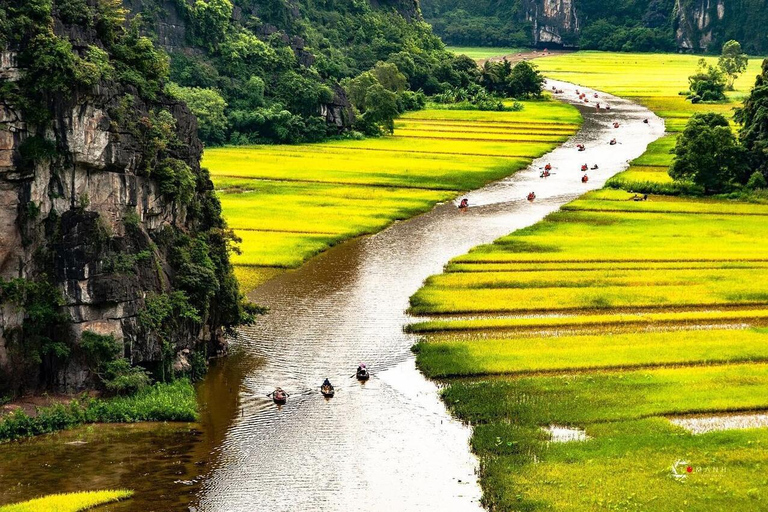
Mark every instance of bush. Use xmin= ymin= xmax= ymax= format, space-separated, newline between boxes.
xmin=746 ymin=170 xmax=767 ymax=190
xmin=669 ymin=112 xmax=748 ymax=193
xmin=0 ymin=380 xmax=198 ymax=442
xmin=688 ymin=59 xmax=726 ymax=102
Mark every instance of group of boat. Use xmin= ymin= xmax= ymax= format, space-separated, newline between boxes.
xmin=268 ymin=364 xmax=370 ymax=405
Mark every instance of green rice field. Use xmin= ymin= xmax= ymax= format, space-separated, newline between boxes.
xmin=446 ymin=46 xmax=527 ymax=60
xmin=410 ymin=51 xmax=768 ymax=511
xmin=204 ymin=101 xmax=581 ymax=291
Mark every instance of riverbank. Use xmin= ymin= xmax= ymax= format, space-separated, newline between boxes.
xmin=410 ymin=51 xmax=768 ymax=511
xmin=0 ymin=380 xmax=196 ymax=443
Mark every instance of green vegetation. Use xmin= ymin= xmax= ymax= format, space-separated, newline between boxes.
xmin=445 ymin=47 xmax=524 ymax=60
xmin=410 ymin=51 xmax=768 ymax=511
xmin=424 ymin=0 xmax=768 ymax=54
xmin=687 ymin=58 xmax=727 ymax=102
xmin=0 ymin=379 xmax=197 ymax=443
xmin=206 ymin=100 xmax=581 ymax=291
xmin=719 ymin=40 xmax=749 ymax=90
xmin=0 ymin=490 xmax=133 ymax=512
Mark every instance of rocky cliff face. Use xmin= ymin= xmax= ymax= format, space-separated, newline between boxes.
xmin=524 ymin=0 xmax=579 ymax=46
xmin=0 ymin=9 xmax=236 ymax=392
xmin=673 ymin=0 xmax=725 ymax=50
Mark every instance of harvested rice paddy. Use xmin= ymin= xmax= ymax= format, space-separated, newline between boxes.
xmin=410 ymin=52 xmax=768 ymax=511
xmin=204 ymin=102 xmax=581 ymax=291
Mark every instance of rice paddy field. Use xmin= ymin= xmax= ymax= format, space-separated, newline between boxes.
xmin=0 ymin=490 xmax=132 ymax=512
xmin=204 ymin=101 xmax=581 ymax=291
xmin=410 ymin=52 xmax=768 ymax=511
xmin=447 ymin=47 xmax=527 ymax=60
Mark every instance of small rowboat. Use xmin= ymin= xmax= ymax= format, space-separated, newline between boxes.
xmin=321 ymin=384 xmax=335 ymax=397
xmin=272 ymin=388 xmax=288 ymax=404
xmin=356 ymin=367 xmax=370 ymax=381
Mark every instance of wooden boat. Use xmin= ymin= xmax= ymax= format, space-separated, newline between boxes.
xmin=321 ymin=384 xmax=335 ymax=397
xmin=272 ymin=388 xmax=288 ymax=404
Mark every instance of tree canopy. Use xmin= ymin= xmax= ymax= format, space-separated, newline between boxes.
xmin=669 ymin=113 xmax=748 ymax=193
xmin=718 ymin=40 xmax=749 ymax=90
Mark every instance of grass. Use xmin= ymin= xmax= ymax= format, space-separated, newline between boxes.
xmin=446 ymin=46 xmax=528 ymax=60
xmin=205 ymin=101 xmax=581 ymax=292
xmin=0 ymin=379 xmax=197 ymax=443
xmin=0 ymin=490 xmax=132 ymax=512
xmin=408 ymin=51 xmax=768 ymax=510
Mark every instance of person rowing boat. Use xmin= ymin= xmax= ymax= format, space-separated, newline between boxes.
xmin=268 ymin=387 xmax=289 ymax=404
xmin=581 ymin=174 xmax=589 ymax=183
xmin=581 ymin=163 xmax=588 ymax=171
xmin=458 ymin=197 xmax=469 ymax=209
xmin=544 ymin=163 xmax=552 ymax=171
xmin=321 ymin=379 xmax=335 ymax=398
xmin=527 ymin=192 xmax=536 ymax=201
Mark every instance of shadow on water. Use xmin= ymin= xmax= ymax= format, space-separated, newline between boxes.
xmin=0 ymin=80 xmax=664 ymax=511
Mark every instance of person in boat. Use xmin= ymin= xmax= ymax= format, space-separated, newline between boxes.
xmin=322 ymin=378 xmax=332 ymax=388
xmin=459 ymin=198 xmax=469 ymax=209
xmin=581 ymin=163 xmax=588 ymax=171
xmin=594 ymin=93 xmax=598 ymax=98
xmin=591 ymin=164 xmax=598 ymax=170
xmin=643 ymin=118 xmax=649 ymax=124
xmin=605 ymin=105 xmax=611 ymax=110
xmin=609 ymin=138 xmax=617 ymax=146
xmin=544 ymin=163 xmax=552 ymax=171
xmin=596 ymin=103 xmax=601 ymax=109
xmin=582 ymin=174 xmax=589 ymax=183
xmin=527 ymin=192 xmax=536 ymax=201
xmin=613 ymin=122 xmax=620 ymax=128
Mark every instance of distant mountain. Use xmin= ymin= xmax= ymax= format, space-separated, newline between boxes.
xmin=421 ymin=0 xmax=768 ymax=54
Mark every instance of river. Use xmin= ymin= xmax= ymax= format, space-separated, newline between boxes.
xmin=0 ymin=80 xmax=664 ymax=511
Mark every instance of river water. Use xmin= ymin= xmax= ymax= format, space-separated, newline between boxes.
xmin=0 ymin=81 xmax=664 ymax=511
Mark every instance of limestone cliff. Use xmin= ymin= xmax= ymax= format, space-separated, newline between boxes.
xmin=524 ymin=0 xmax=579 ymax=47
xmin=0 ymin=2 xmax=248 ymax=393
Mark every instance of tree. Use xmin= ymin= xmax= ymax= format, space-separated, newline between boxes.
xmin=718 ymin=40 xmax=748 ymax=90
xmin=669 ymin=112 xmax=748 ymax=194
xmin=735 ymin=58 xmax=768 ymax=175
xmin=343 ymin=71 xmax=379 ymax=112
xmin=166 ymin=83 xmax=228 ymax=144
xmin=688 ymin=59 xmax=727 ymax=102
xmin=507 ymin=61 xmax=544 ymax=98
xmin=360 ymin=84 xmax=399 ymax=135
xmin=371 ymin=61 xmax=407 ymax=92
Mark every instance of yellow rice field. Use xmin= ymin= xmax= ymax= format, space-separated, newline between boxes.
xmin=204 ymin=101 xmax=581 ymax=291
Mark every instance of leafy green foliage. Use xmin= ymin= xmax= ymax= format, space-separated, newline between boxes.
xmin=0 ymin=277 xmax=68 ymax=391
xmin=166 ymin=83 xmax=228 ymax=144
xmin=479 ymin=60 xmax=543 ymax=98
xmin=80 ymin=331 xmax=151 ymax=394
xmin=423 ymin=0 xmax=676 ymax=50
xmin=687 ymin=58 xmax=727 ymax=102
xmin=718 ymin=40 xmax=748 ymax=90
xmin=0 ymin=379 xmax=197 ymax=442
xmin=669 ymin=113 xmax=748 ymax=193
xmin=735 ymin=58 xmax=768 ymax=176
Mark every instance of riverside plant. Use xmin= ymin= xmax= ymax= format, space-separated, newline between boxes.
xmin=0 ymin=380 xmax=197 ymax=443
xmin=0 ymin=490 xmax=133 ymax=512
